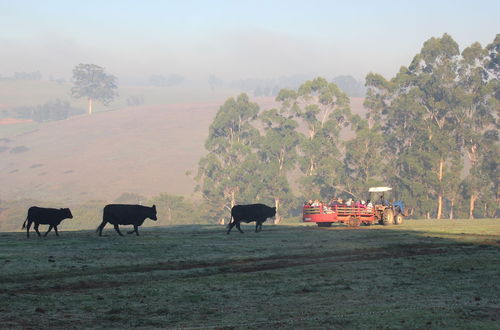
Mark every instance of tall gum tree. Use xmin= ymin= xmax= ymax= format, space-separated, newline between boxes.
xmin=195 ymin=94 xmax=260 ymax=223
xmin=276 ymin=77 xmax=351 ymax=197
xmin=341 ymin=114 xmax=385 ymax=199
xmin=258 ymin=108 xmax=301 ymax=222
xmin=364 ymin=33 xmax=498 ymax=219
xmin=456 ymin=35 xmax=499 ymax=218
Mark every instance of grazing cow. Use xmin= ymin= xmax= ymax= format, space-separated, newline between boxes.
xmin=22 ymin=206 xmax=73 ymax=238
xmin=227 ymin=203 xmax=276 ymax=234
xmin=97 ymin=204 xmax=157 ymax=236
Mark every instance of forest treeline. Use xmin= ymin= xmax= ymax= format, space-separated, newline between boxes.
xmin=196 ymin=34 xmax=499 ymax=222
xmin=0 ymin=99 xmax=85 ymax=122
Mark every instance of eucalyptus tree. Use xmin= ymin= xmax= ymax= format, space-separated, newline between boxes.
xmin=257 ymin=108 xmax=301 ymax=221
xmin=455 ymin=35 xmax=499 ymax=218
xmin=365 ymin=34 xmax=465 ymax=218
xmin=341 ymin=114 xmax=385 ymax=200
xmin=71 ymin=64 xmax=118 ymax=115
xmin=364 ymin=33 xmax=499 ymax=219
xmin=195 ymin=94 xmax=260 ymax=223
xmin=276 ymin=77 xmax=351 ymax=198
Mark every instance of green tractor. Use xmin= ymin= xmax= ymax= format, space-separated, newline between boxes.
xmin=368 ymin=187 xmax=406 ymax=225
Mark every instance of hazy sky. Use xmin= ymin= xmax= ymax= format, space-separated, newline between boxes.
xmin=1 ymin=0 xmax=498 ymax=84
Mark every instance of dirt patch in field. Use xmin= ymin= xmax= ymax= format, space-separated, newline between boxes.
xmin=0 ymin=243 xmax=487 ymax=295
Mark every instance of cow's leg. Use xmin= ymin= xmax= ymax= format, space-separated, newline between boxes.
xmin=256 ymin=221 xmax=263 ymax=232
xmin=44 ymin=225 xmax=53 ymax=237
xmin=113 ymin=224 xmax=124 ymax=236
xmin=236 ymin=222 xmax=244 ymax=233
xmin=96 ymin=221 xmax=107 ymax=236
xmin=26 ymin=220 xmax=33 ymax=238
xmin=53 ymin=226 xmax=59 ymax=236
xmin=226 ymin=222 xmax=236 ymax=234
xmin=34 ymin=223 xmax=42 ymax=238
xmin=127 ymin=225 xmax=139 ymax=236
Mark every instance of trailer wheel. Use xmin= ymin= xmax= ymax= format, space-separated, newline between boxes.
xmin=347 ymin=217 xmax=361 ymax=227
xmin=394 ymin=213 xmax=403 ymax=225
xmin=382 ymin=209 xmax=394 ymax=225
xmin=317 ymin=222 xmax=332 ymax=227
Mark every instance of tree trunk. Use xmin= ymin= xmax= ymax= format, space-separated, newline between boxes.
xmin=88 ymin=98 xmax=93 ymax=115
xmin=436 ymin=158 xmax=444 ymax=219
xmin=437 ymin=193 xmax=443 ymax=219
xmin=469 ymin=194 xmax=477 ymax=219
xmin=274 ymin=198 xmax=281 ymax=224
xmin=230 ymin=190 xmax=236 ymax=209
xmin=308 ymin=158 xmax=314 ymax=176
xmin=449 ymin=199 xmax=454 ymax=220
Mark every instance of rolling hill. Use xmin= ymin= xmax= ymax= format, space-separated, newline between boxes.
xmin=0 ymin=96 xmax=367 ymax=204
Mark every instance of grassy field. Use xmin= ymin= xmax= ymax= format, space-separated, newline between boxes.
xmin=1 ymin=219 xmax=499 ymax=329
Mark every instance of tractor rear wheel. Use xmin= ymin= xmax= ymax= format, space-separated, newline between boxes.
xmin=394 ymin=213 xmax=403 ymax=225
xmin=383 ymin=209 xmax=394 ymax=225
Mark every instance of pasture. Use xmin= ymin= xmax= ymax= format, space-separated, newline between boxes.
xmin=0 ymin=219 xmax=499 ymax=329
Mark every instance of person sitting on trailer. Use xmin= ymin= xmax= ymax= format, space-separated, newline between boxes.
xmin=329 ymin=198 xmax=340 ymax=207
xmin=355 ymin=200 xmax=366 ymax=208
xmin=366 ymin=200 xmax=373 ymax=211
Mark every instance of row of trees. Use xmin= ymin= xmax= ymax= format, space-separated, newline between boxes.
xmin=0 ymin=99 xmax=85 ymax=122
xmin=196 ymin=34 xmax=499 ymax=221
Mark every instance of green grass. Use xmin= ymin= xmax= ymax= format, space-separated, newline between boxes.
xmin=1 ymin=219 xmax=499 ymax=329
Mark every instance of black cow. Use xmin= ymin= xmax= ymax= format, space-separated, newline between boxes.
xmin=227 ymin=203 xmax=276 ymax=234
xmin=22 ymin=206 xmax=73 ymax=238
xmin=97 ymin=204 xmax=157 ymax=236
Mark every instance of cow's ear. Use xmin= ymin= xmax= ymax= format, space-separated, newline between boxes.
xmin=152 ymin=204 xmax=156 ymax=209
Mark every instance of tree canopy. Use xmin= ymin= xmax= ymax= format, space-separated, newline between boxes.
xmin=196 ymin=34 xmax=499 ymax=222
xmin=71 ymin=63 xmax=118 ymax=115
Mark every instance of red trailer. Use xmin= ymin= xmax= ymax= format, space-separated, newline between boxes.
xmin=303 ymin=187 xmax=406 ymax=227
xmin=303 ymin=204 xmax=377 ymax=227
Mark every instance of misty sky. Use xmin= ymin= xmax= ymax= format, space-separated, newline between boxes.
xmin=1 ymin=0 xmax=499 ymax=84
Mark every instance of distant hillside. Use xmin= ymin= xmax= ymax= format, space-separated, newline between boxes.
xmin=0 ymin=97 xmax=367 ymax=203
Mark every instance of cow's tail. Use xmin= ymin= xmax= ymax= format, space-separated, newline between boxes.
xmin=21 ymin=217 xmax=28 ymax=230
xmin=226 ymin=213 xmax=234 ymax=228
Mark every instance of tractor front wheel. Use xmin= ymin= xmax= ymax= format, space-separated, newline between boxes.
xmin=383 ymin=209 xmax=394 ymax=225
xmin=394 ymin=213 xmax=403 ymax=225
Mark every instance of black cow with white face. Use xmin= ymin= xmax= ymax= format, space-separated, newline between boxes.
xmin=97 ymin=204 xmax=157 ymax=236
xmin=22 ymin=206 xmax=73 ymax=238
xmin=227 ymin=203 xmax=276 ymax=234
